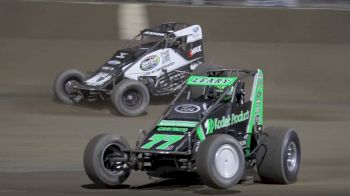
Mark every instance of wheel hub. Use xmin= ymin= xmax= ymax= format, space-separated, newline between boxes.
xmin=123 ymin=90 xmax=140 ymax=107
xmin=286 ymin=141 xmax=298 ymax=172
xmin=215 ymin=144 xmax=239 ymax=178
xmin=64 ymin=80 xmax=77 ymax=94
xmin=101 ymin=143 xmax=126 ymax=174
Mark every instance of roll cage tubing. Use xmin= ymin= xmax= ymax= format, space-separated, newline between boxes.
xmin=137 ymin=69 xmax=258 ymax=152
xmin=140 ymin=22 xmax=190 ymax=34
xmin=121 ymin=31 xmax=191 ymax=72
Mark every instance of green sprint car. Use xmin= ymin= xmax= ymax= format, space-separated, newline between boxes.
xmin=83 ymin=68 xmax=301 ymax=189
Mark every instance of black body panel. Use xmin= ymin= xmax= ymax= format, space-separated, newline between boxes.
xmin=166 ymin=101 xmax=212 ymax=121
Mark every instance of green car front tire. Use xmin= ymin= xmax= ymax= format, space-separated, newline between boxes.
xmin=84 ymin=134 xmax=131 ymax=187
xmin=196 ymin=134 xmax=245 ymax=189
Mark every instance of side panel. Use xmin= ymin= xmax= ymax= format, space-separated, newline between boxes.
xmin=176 ymin=25 xmax=204 ymax=61
xmin=196 ymin=102 xmax=251 ymax=141
xmin=183 ymin=40 xmax=204 ymax=62
xmin=245 ymin=69 xmax=264 ymax=154
xmin=174 ymin=25 xmax=203 ymax=44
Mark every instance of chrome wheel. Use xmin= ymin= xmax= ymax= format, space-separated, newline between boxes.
xmin=215 ymin=144 xmax=239 ymax=178
xmin=64 ymin=80 xmax=77 ymax=94
xmin=286 ymin=141 xmax=298 ymax=172
xmin=64 ymin=79 xmax=81 ymax=102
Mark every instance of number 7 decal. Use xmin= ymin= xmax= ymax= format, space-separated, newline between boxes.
xmin=141 ymin=134 xmax=184 ymax=150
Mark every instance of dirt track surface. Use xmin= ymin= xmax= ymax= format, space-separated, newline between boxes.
xmin=1 ymin=1 xmax=350 ymax=196
xmin=1 ymin=81 xmax=350 ymax=196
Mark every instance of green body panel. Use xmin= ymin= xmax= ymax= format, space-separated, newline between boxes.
xmin=245 ymin=69 xmax=264 ymax=155
xmin=187 ymin=76 xmax=238 ymax=86
xmin=141 ymin=120 xmax=198 ymax=150
xmin=196 ymin=126 xmax=206 ymax=141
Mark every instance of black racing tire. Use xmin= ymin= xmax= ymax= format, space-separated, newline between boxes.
xmin=192 ymin=65 xmax=226 ymax=98
xmin=53 ymin=69 xmax=85 ymax=104
xmin=84 ymin=134 xmax=131 ymax=187
xmin=111 ymin=79 xmax=150 ymax=117
xmin=196 ymin=134 xmax=245 ymax=189
xmin=256 ymin=127 xmax=301 ymax=184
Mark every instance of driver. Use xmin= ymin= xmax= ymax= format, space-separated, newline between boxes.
xmin=205 ymin=86 xmax=234 ymax=101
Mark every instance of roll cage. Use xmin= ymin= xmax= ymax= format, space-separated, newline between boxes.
xmin=161 ymin=69 xmax=260 ymax=146
xmin=123 ymin=22 xmax=192 ymax=54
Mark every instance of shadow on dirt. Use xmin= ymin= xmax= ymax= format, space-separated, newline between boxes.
xmin=82 ymin=178 xmax=241 ymax=195
xmin=52 ymin=95 xmax=174 ymax=116
xmin=81 ymin=184 xmax=130 ymax=189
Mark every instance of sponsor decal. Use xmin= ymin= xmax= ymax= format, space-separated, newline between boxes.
xmin=189 ymin=33 xmax=200 ymax=41
xmin=161 ymin=50 xmax=170 ymax=64
xmin=187 ymin=76 xmax=237 ymax=86
xmin=107 ymin=60 xmax=120 ymax=65
xmin=143 ymin=31 xmax=165 ymax=36
xmin=140 ymin=55 xmax=160 ymax=71
xmin=254 ymin=75 xmax=264 ymax=114
xmin=188 ymin=45 xmax=202 ymax=58
xmin=158 ymin=120 xmax=198 ymax=127
xmin=174 ymin=104 xmax=201 ymax=114
xmin=157 ymin=127 xmax=188 ymax=132
xmin=97 ymin=76 xmax=106 ymax=82
xmin=141 ymin=134 xmax=184 ymax=150
xmin=143 ymin=61 xmax=174 ymax=76
xmin=202 ymin=103 xmax=208 ymax=110
xmin=116 ymin=52 xmax=128 ymax=59
xmin=204 ymin=110 xmax=250 ymax=134
xmin=102 ymin=66 xmax=114 ymax=71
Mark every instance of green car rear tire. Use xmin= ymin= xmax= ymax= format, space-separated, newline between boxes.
xmin=256 ymin=127 xmax=301 ymax=184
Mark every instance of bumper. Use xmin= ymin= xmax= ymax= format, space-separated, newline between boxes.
xmin=73 ymin=83 xmax=109 ymax=92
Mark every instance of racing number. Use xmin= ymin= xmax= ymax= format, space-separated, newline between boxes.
xmin=141 ymin=134 xmax=184 ymax=150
